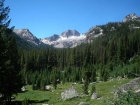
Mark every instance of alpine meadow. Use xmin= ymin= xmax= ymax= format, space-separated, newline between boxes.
xmin=0 ymin=0 xmax=140 ymax=105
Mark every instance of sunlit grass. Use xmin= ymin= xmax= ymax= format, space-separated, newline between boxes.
xmin=14 ymin=78 xmax=131 ymax=105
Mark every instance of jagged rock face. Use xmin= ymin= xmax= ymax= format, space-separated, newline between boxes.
xmin=123 ymin=13 xmax=140 ymax=22
xmin=61 ymin=87 xmax=79 ymax=100
xmin=49 ymin=34 xmax=59 ymax=41
xmin=14 ymin=13 xmax=140 ymax=48
xmin=60 ymin=30 xmax=80 ymax=38
xmin=86 ymin=26 xmax=103 ymax=43
xmin=115 ymin=77 xmax=140 ymax=98
xmin=86 ymin=13 xmax=140 ymax=43
xmin=54 ymin=34 xmax=86 ymax=48
xmin=13 ymin=29 xmax=42 ymax=45
xmin=41 ymin=30 xmax=86 ymax=48
xmin=45 ymin=34 xmax=59 ymax=42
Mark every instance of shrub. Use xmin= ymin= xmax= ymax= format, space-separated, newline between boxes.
xmin=114 ymin=90 xmax=140 ymax=105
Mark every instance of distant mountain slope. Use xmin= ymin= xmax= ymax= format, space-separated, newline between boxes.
xmin=12 ymin=32 xmax=37 ymax=50
xmin=40 ymin=30 xmax=86 ymax=48
xmin=60 ymin=30 xmax=80 ymax=37
xmin=123 ymin=13 xmax=140 ymax=22
xmin=13 ymin=13 xmax=140 ymax=49
xmin=40 ymin=13 xmax=140 ymax=48
xmin=86 ymin=26 xmax=104 ymax=43
xmin=13 ymin=29 xmax=42 ymax=45
xmin=86 ymin=13 xmax=140 ymax=42
xmin=13 ymin=29 xmax=50 ymax=49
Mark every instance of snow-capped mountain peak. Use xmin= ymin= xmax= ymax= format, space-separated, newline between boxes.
xmin=40 ymin=30 xmax=86 ymax=48
xmin=13 ymin=13 xmax=140 ymax=48
xmin=60 ymin=30 xmax=80 ymax=38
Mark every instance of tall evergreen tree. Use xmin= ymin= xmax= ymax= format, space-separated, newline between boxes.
xmin=0 ymin=1 xmax=23 ymax=104
xmin=82 ymin=68 xmax=91 ymax=94
xmin=52 ymin=69 xmax=57 ymax=89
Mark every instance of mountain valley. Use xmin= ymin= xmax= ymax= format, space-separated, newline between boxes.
xmin=1 ymin=11 xmax=140 ymax=105
xmin=1 ymin=0 xmax=140 ymax=104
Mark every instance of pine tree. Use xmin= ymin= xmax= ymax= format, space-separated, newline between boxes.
xmin=40 ymin=73 xmax=46 ymax=90
xmin=36 ymin=75 xmax=41 ymax=90
xmin=82 ymin=68 xmax=91 ymax=94
xmin=91 ymin=70 xmax=96 ymax=82
xmin=52 ymin=69 xmax=57 ymax=89
xmin=0 ymin=1 xmax=23 ymax=104
xmin=0 ymin=31 xmax=23 ymax=104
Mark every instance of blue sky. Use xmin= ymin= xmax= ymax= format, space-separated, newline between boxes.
xmin=5 ymin=0 xmax=140 ymax=38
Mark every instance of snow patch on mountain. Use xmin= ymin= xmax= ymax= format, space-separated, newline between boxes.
xmin=40 ymin=31 xmax=86 ymax=48
xmin=55 ymin=34 xmax=86 ymax=48
xmin=13 ymin=13 xmax=140 ymax=48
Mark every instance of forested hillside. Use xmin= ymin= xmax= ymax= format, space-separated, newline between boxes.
xmin=19 ymin=21 xmax=140 ymax=90
xmin=12 ymin=32 xmax=50 ymax=50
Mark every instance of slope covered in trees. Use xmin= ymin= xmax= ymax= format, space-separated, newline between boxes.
xmin=19 ymin=20 xmax=140 ymax=90
xmin=12 ymin=32 xmax=50 ymax=50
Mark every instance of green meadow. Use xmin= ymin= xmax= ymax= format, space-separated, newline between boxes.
xmin=13 ymin=78 xmax=131 ymax=105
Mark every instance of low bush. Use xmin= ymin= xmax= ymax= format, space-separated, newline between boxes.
xmin=114 ymin=90 xmax=140 ymax=105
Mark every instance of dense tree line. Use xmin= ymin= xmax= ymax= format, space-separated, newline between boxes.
xmin=19 ymin=21 xmax=140 ymax=90
xmin=0 ymin=0 xmax=23 ymax=104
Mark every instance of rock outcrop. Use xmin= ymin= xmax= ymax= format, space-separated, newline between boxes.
xmin=79 ymin=102 xmax=89 ymax=105
xmin=61 ymin=87 xmax=79 ymax=100
xmin=86 ymin=26 xmax=103 ymax=43
xmin=123 ymin=13 xmax=140 ymax=22
xmin=45 ymin=85 xmax=53 ymax=91
xmin=115 ymin=77 xmax=140 ymax=97
xmin=91 ymin=92 xmax=98 ymax=99
xmin=21 ymin=86 xmax=26 ymax=92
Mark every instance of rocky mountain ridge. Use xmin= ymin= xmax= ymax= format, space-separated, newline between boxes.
xmin=86 ymin=26 xmax=104 ymax=43
xmin=60 ymin=30 xmax=80 ymax=38
xmin=40 ymin=30 xmax=86 ymax=48
xmin=123 ymin=13 xmax=140 ymax=22
xmin=13 ymin=13 xmax=140 ymax=48
xmin=13 ymin=29 xmax=42 ymax=45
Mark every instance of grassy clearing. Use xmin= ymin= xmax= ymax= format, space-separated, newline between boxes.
xmin=13 ymin=78 xmax=131 ymax=105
